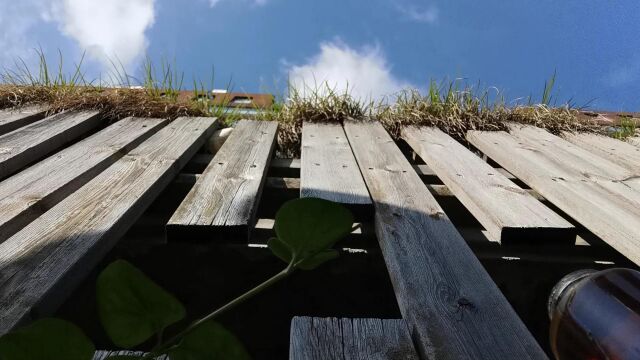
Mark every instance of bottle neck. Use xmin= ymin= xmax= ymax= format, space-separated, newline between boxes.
xmin=548 ymin=269 xmax=597 ymax=320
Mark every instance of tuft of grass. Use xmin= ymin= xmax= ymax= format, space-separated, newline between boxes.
xmin=611 ymin=116 xmax=637 ymax=140
xmin=0 ymin=49 xmax=248 ymax=122
xmin=376 ymin=79 xmax=599 ymax=143
xmin=259 ymin=83 xmax=371 ymax=157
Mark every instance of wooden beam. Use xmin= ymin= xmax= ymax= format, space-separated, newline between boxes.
xmin=563 ymin=132 xmax=640 ymax=175
xmin=468 ymin=127 xmax=640 ymax=266
xmin=93 ymin=351 xmax=167 ymax=360
xmin=0 ymin=110 xmax=102 ymax=179
xmin=403 ymin=126 xmax=574 ymax=244
xmin=0 ymin=105 xmax=47 ymax=135
xmin=301 ymin=123 xmax=372 ymax=216
xmin=167 ymin=120 xmax=278 ymax=242
xmin=0 ymin=117 xmax=167 ymax=242
xmin=289 ymin=317 xmax=418 ymax=360
xmin=343 ymin=121 xmax=546 ymax=359
xmin=0 ymin=117 xmax=217 ymax=334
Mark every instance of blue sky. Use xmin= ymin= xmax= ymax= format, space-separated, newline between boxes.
xmin=2 ymin=0 xmax=639 ymax=110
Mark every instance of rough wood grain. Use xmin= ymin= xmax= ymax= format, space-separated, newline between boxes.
xmin=508 ymin=125 xmax=634 ymax=181
xmin=468 ymin=128 xmax=640 ymax=266
xmin=343 ymin=121 xmax=546 ymax=359
xmin=563 ymin=132 xmax=640 ymax=175
xmin=0 ymin=105 xmax=47 ymax=135
xmin=403 ymin=126 xmax=574 ymax=244
xmin=0 ymin=117 xmax=167 ymax=242
xmin=167 ymin=120 xmax=278 ymax=242
xmin=301 ymin=122 xmax=371 ymax=204
xmin=301 ymin=123 xmax=372 ymax=220
xmin=290 ymin=317 xmax=418 ymax=360
xmin=93 ymin=350 xmax=168 ymax=360
xmin=0 ymin=110 xmax=101 ymax=178
xmin=0 ymin=117 xmax=217 ymax=334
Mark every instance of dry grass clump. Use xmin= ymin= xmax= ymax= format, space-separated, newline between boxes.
xmin=377 ymin=82 xmax=601 ymax=143
xmin=259 ymin=85 xmax=371 ymax=157
xmin=0 ymin=53 xmax=219 ymax=121
xmin=0 ymin=84 xmax=207 ymax=120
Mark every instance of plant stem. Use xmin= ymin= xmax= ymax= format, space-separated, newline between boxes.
xmin=147 ymin=263 xmax=295 ymax=357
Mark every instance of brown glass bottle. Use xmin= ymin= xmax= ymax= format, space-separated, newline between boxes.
xmin=548 ymin=268 xmax=640 ymax=360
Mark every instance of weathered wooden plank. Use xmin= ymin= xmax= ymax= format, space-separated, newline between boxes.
xmin=563 ymin=132 xmax=640 ymax=175
xmin=402 ymin=126 xmax=574 ymax=244
xmin=0 ymin=117 xmax=217 ymax=334
xmin=343 ymin=121 xmax=546 ymax=359
xmin=0 ymin=105 xmax=47 ymax=135
xmin=0 ymin=110 xmax=102 ymax=178
xmin=290 ymin=317 xmax=418 ymax=360
xmin=0 ymin=117 xmax=167 ymax=242
xmin=509 ymin=125 xmax=634 ymax=181
xmin=301 ymin=122 xmax=371 ymax=212
xmin=167 ymin=120 xmax=278 ymax=242
xmin=93 ymin=351 xmax=168 ymax=360
xmin=468 ymin=128 xmax=640 ymax=266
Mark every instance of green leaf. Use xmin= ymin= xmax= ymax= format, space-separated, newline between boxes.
xmin=296 ymin=249 xmax=339 ymax=270
xmin=267 ymin=237 xmax=292 ymax=263
xmin=0 ymin=318 xmax=94 ymax=360
xmin=168 ymin=321 xmax=251 ymax=360
xmin=97 ymin=260 xmax=186 ymax=348
xmin=274 ymin=198 xmax=353 ymax=265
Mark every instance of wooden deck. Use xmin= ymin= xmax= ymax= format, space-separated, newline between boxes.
xmin=0 ymin=110 xmax=638 ymax=359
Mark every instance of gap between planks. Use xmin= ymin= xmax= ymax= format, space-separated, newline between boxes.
xmin=402 ymin=126 xmax=575 ymax=245
xmin=468 ymin=126 xmax=640 ymax=266
xmin=0 ymin=117 xmax=217 ymax=334
xmin=0 ymin=117 xmax=167 ymax=242
xmin=166 ymin=120 xmax=278 ymax=242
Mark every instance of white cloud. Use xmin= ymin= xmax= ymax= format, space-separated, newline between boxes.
xmin=48 ymin=0 xmax=156 ymax=69
xmin=394 ymin=2 xmax=439 ymax=24
xmin=0 ymin=0 xmax=155 ymax=72
xmin=285 ymin=40 xmax=414 ymax=101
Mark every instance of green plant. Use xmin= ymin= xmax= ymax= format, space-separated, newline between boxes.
xmin=611 ymin=116 xmax=637 ymax=140
xmin=0 ymin=198 xmax=354 ymax=360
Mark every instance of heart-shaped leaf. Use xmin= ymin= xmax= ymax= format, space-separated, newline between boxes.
xmin=168 ymin=321 xmax=250 ymax=360
xmin=0 ymin=318 xmax=94 ymax=360
xmin=296 ymin=249 xmax=339 ymax=270
xmin=272 ymin=198 xmax=353 ymax=267
xmin=266 ymin=237 xmax=292 ymax=263
xmin=97 ymin=260 xmax=186 ymax=348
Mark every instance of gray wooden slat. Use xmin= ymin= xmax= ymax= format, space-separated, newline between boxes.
xmin=509 ymin=125 xmax=634 ymax=182
xmin=402 ymin=126 xmax=574 ymax=244
xmin=167 ymin=120 xmax=278 ymax=242
xmin=0 ymin=117 xmax=167 ymax=242
xmin=563 ymin=132 xmax=640 ymax=175
xmin=343 ymin=121 xmax=546 ymax=359
xmin=0 ymin=117 xmax=217 ymax=334
xmin=93 ymin=350 xmax=169 ymax=360
xmin=301 ymin=122 xmax=371 ymax=212
xmin=290 ymin=317 xmax=418 ymax=360
xmin=468 ymin=128 xmax=640 ymax=266
xmin=0 ymin=105 xmax=47 ymax=135
xmin=0 ymin=110 xmax=101 ymax=178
